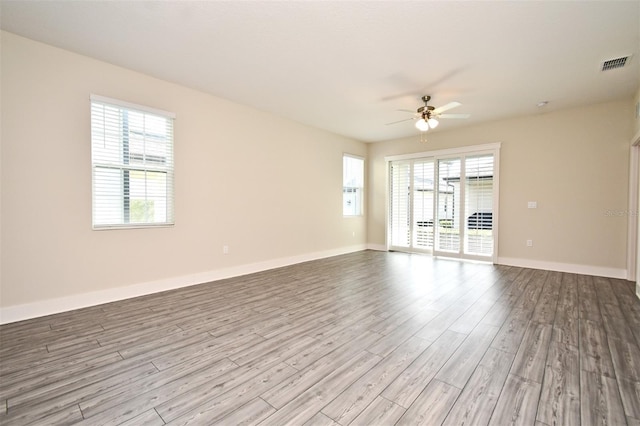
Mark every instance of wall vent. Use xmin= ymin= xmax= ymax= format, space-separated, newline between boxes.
xmin=602 ymin=56 xmax=629 ymax=71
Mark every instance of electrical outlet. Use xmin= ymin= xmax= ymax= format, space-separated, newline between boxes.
xmin=223 ymin=245 xmax=229 ymax=254
xmin=526 ymin=240 xmax=533 ymax=247
xmin=527 ymin=201 xmax=537 ymax=209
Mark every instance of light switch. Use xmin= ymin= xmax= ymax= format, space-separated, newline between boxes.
xmin=527 ymin=201 xmax=537 ymax=209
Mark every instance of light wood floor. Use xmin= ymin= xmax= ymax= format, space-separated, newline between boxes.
xmin=1 ymin=250 xmax=640 ymax=425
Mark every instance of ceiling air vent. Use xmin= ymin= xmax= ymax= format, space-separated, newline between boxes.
xmin=601 ymin=56 xmax=629 ymax=71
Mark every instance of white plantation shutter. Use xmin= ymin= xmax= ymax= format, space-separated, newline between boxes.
xmin=389 ymin=161 xmax=411 ymax=247
xmin=464 ymin=154 xmax=494 ymax=255
xmin=413 ymin=160 xmax=435 ymax=249
xmin=436 ymin=158 xmax=461 ymax=253
xmin=91 ymin=95 xmax=175 ymax=229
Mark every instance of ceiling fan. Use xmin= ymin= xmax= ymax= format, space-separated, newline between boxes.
xmin=387 ymin=95 xmax=470 ymax=131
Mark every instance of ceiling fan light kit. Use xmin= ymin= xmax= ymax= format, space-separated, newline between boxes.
xmin=414 ymin=116 xmax=439 ymax=131
xmin=415 ymin=118 xmax=429 ymax=131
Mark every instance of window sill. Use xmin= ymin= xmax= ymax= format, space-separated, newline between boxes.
xmin=92 ymin=223 xmax=175 ymax=231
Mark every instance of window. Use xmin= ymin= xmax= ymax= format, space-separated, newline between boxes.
xmin=343 ymin=154 xmax=364 ymax=216
xmin=91 ymin=95 xmax=175 ymax=229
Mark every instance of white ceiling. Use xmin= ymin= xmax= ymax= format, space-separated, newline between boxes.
xmin=1 ymin=1 xmax=639 ymax=142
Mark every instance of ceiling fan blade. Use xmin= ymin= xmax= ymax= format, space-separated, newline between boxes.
xmin=385 ymin=118 xmax=415 ymax=125
xmin=433 ymin=101 xmax=461 ymax=114
xmin=438 ymin=113 xmax=470 ymax=119
xmin=396 ymin=109 xmax=416 ymax=113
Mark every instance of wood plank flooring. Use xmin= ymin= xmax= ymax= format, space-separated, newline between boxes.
xmin=1 ymin=250 xmax=640 ymax=425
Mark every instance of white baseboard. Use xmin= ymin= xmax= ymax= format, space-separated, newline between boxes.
xmin=497 ymin=257 xmax=627 ymax=279
xmin=0 ymin=244 xmax=368 ymax=325
xmin=366 ymin=243 xmax=387 ymax=251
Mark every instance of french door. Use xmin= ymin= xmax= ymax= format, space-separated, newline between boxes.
xmin=388 ymin=147 xmax=498 ymax=261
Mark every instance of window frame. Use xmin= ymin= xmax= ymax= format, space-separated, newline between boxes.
xmin=90 ymin=94 xmax=176 ymax=230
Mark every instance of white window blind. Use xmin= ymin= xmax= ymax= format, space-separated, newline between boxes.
xmin=91 ymin=95 xmax=175 ymax=229
xmin=343 ymin=155 xmax=364 ymax=216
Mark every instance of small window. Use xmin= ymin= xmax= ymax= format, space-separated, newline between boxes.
xmin=343 ymin=154 xmax=364 ymax=216
xmin=91 ymin=95 xmax=175 ymax=229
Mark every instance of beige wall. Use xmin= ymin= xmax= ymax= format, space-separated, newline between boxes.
xmin=1 ymin=32 xmax=367 ymax=310
xmin=368 ymin=100 xmax=633 ymax=274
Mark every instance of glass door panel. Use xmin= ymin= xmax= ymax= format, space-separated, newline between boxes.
xmin=412 ymin=160 xmax=435 ymax=250
xmin=464 ymin=155 xmax=494 ymax=257
xmin=389 ymin=161 xmax=411 ymax=248
xmin=436 ymin=158 xmax=461 ymax=254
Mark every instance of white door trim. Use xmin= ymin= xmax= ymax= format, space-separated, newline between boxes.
xmin=630 ymin=129 xmax=640 ymax=293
